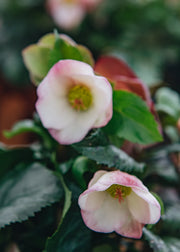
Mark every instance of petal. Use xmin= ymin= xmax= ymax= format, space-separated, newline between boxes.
xmin=94 ymin=56 xmax=137 ymax=80
xmin=78 ymin=190 xmax=106 ymax=211
xmin=50 ymin=59 xmax=94 ymax=77
xmin=36 ymin=76 xmax=76 ymax=129
xmin=115 ymin=214 xmax=143 ymax=239
xmin=89 ymin=170 xmax=148 ymax=192
xmin=88 ymin=170 xmax=107 ymax=188
xmin=51 ymin=4 xmax=85 ymax=30
xmin=80 ymin=193 xmax=131 ymax=233
xmin=71 ymin=74 xmax=112 ymax=127
xmin=128 ymin=189 xmax=161 ymax=224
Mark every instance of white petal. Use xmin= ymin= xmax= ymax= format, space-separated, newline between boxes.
xmin=49 ymin=59 xmax=94 ymax=77
xmin=81 ymin=193 xmax=131 ymax=233
xmin=128 ymin=190 xmax=161 ymax=224
xmin=88 ymin=170 xmax=107 ymax=188
xmin=78 ymin=190 xmax=106 ymax=211
xmin=71 ymin=74 xmax=112 ymax=127
xmin=51 ymin=4 xmax=85 ymax=30
xmin=115 ymin=214 xmax=143 ymax=239
xmin=49 ymin=109 xmax=97 ymax=144
xmin=36 ymin=75 xmax=77 ymax=129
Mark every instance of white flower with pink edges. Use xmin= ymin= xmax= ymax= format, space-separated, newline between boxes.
xmin=78 ymin=170 xmax=161 ymax=238
xmin=36 ymin=59 xmax=112 ymax=145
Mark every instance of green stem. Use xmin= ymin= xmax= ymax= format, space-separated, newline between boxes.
xmin=52 ymin=152 xmax=72 ymax=223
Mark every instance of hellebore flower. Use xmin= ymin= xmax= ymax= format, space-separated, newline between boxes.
xmin=36 ymin=59 xmax=112 ymax=145
xmin=46 ymin=0 xmax=102 ymax=30
xmin=78 ymin=170 xmax=161 ymax=238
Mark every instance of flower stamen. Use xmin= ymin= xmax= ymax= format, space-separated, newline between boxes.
xmin=106 ymin=184 xmax=131 ymax=203
xmin=68 ymin=84 xmax=93 ymax=111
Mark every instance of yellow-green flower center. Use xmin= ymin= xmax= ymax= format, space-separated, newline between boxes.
xmin=68 ymin=84 xmax=93 ymax=111
xmin=106 ymin=184 xmax=131 ymax=203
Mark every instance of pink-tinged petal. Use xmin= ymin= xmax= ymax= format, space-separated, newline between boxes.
xmin=129 ymin=189 xmax=161 ymax=224
xmin=89 ymin=170 xmax=148 ymax=193
xmin=51 ymin=59 xmax=94 ymax=77
xmin=51 ymin=4 xmax=85 ymax=30
xmin=94 ymin=56 xmax=137 ymax=79
xmin=88 ymin=170 xmax=107 ymax=188
xmin=36 ymin=59 xmax=112 ymax=144
xmin=36 ymin=76 xmax=76 ymax=129
xmin=80 ymin=193 xmax=131 ymax=233
xmin=116 ymin=215 xmax=143 ymax=239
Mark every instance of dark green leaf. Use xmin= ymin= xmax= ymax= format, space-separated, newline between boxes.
xmin=106 ymin=91 xmax=162 ymax=144
xmin=73 ymin=129 xmax=109 ymax=148
xmin=44 ymin=204 xmax=92 ymax=252
xmin=93 ymin=244 xmax=113 ymax=252
xmin=73 ymin=144 xmax=144 ymax=174
xmin=143 ymin=228 xmax=180 ymax=252
xmin=0 ymin=145 xmax=34 ymax=177
xmin=0 ymin=163 xmax=63 ymax=228
xmin=162 ymin=204 xmax=180 ymax=237
xmin=144 ymin=147 xmax=179 ymax=184
xmin=72 ymin=156 xmax=97 ymax=189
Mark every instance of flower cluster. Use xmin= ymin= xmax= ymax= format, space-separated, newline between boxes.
xmin=23 ymin=33 xmax=161 ymax=240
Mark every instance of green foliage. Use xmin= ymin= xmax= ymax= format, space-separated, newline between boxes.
xmin=0 ymin=145 xmax=34 ymax=177
xmin=0 ymin=163 xmax=63 ymax=228
xmin=144 ymin=145 xmax=179 ymax=185
xmin=162 ymin=204 xmax=180 ymax=237
xmin=143 ymin=228 xmax=180 ymax=252
xmin=44 ymin=204 xmax=92 ymax=252
xmin=73 ymin=136 xmax=145 ymax=174
xmin=4 ymin=118 xmax=56 ymax=149
xmin=155 ymin=87 xmax=180 ymax=126
xmin=72 ymin=156 xmax=97 ymax=189
xmin=23 ymin=33 xmax=94 ymax=85
xmin=105 ymin=90 xmax=162 ymax=144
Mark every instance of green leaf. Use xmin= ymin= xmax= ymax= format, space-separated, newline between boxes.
xmin=72 ymin=156 xmax=97 ymax=189
xmin=0 ymin=163 xmax=63 ymax=228
xmin=73 ymin=129 xmax=109 ymax=148
xmin=143 ymin=228 xmax=180 ymax=252
xmin=4 ymin=119 xmax=55 ymax=149
xmin=144 ymin=146 xmax=179 ymax=184
xmin=155 ymin=87 xmax=180 ymax=120
xmin=73 ymin=144 xmax=144 ymax=174
xmin=105 ymin=90 xmax=162 ymax=144
xmin=22 ymin=45 xmax=50 ymax=81
xmin=162 ymin=204 xmax=180 ymax=237
xmin=48 ymin=37 xmax=83 ymax=69
xmin=44 ymin=204 xmax=92 ymax=252
xmin=0 ymin=145 xmax=34 ymax=177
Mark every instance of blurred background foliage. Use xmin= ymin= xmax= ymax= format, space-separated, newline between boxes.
xmin=1 ymin=0 xmax=180 ymax=89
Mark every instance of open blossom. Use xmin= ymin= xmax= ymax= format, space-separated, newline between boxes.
xmin=78 ymin=170 xmax=161 ymax=238
xmin=46 ymin=0 xmax=102 ymax=30
xmin=36 ymin=59 xmax=112 ymax=145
